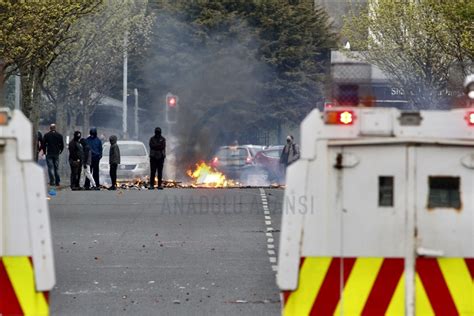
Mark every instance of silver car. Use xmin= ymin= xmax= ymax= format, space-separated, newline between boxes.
xmin=99 ymin=140 xmax=149 ymax=183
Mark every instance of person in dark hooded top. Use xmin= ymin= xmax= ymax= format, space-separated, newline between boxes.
xmin=80 ymin=138 xmax=98 ymax=190
xmin=149 ymin=127 xmax=166 ymax=190
xmin=69 ymin=131 xmax=83 ymax=190
xmin=86 ymin=127 xmax=102 ymax=188
xmin=108 ymin=135 xmax=120 ymax=190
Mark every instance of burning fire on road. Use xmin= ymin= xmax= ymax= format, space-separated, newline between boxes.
xmin=97 ymin=162 xmax=283 ymax=190
xmin=186 ymin=161 xmax=237 ymax=188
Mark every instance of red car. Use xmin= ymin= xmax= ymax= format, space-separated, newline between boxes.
xmin=254 ymin=145 xmax=284 ymax=183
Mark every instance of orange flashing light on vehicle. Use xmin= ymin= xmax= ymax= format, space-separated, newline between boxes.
xmin=325 ymin=110 xmax=355 ymax=125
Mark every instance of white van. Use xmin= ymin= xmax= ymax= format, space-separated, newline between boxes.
xmin=278 ymin=107 xmax=474 ymax=315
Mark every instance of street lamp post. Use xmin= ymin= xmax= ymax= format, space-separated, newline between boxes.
xmin=15 ymin=75 xmax=21 ymax=110
xmin=134 ymin=88 xmax=138 ymax=139
xmin=122 ymin=32 xmax=128 ymax=137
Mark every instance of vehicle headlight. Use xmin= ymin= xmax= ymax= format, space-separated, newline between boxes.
xmin=136 ymin=163 xmax=148 ymax=169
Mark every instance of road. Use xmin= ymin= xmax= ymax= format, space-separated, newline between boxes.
xmin=48 ymin=188 xmax=284 ymax=315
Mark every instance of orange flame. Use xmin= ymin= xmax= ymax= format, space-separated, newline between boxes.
xmin=187 ymin=161 xmax=230 ymax=187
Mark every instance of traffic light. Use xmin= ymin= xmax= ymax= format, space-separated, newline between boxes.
xmin=165 ymin=93 xmax=179 ymax=124
xmin=167 ymin=95 xmax=177 ymax=107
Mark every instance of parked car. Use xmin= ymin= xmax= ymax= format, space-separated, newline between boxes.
xmin=254 ymin=145 xmax=284 ymax=183
xmin=210 ymin=145 xmax=265 ymax=183
xmin=99 ymin=140 xmax=149 ymax=183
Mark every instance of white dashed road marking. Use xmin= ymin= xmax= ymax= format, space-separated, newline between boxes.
xmin=259 ymin=188 xmax=278 ymax=274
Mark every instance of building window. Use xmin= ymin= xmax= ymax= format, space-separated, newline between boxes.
xmin=379 ymin=176 xmax=394 ymax=207
xmin=428 ymin=176 xmax=461 ymax=209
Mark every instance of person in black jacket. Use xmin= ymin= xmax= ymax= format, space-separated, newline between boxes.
xmin=149 ymin=127 xmax=166 ymax=190
xmin=43 ymin=124 xmax=64 ymax=186
xmin=108 ymin=135 xmax=120 ymax=190
xmin=80 ymin=138 xmax=98 ymax=190
xmin=85 ymin=128 xmax=103 ymax=188
xmin=69 ymin=131 xmax=83 ymax=190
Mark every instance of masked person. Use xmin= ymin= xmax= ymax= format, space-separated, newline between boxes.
xmin=69 ymin=131 xmax=83 ymax=190
xmin=280 ymin=135 xmax=300 ymax=167
xmin=80 ymin=138 xmax=99 ymax=190
xmin=149 ymin=127 xmax=166 ymax=190
xmin=85 ymin=128 xmax=102 ymax=189
xmin=43 ymin=124 xmax=64 ymax=186
xmin=108 ymin=135 xmax=120 ymax=190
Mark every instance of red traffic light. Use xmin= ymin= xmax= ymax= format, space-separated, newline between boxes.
xmin=167 ymin=96 xmax=177 ymax=107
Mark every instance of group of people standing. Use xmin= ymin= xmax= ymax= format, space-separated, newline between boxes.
xmin=67 ymin=128 xmax=107 ymax=190
xmin=40 ymin=124 xmax=120 ymax=190
xmin=67 ymin=128 xmax=121 ymax=190
xmin=39 ymin=124 xmax=166 ymax=191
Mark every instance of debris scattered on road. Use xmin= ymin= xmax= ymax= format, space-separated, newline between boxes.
xmin=173 ymin=300 xmax=181 ymax=304
xmin=102 ymin=178 xmax=285 ymax=190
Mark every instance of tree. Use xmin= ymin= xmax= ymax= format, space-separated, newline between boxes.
xmin=0 ymin=1 xmax=101 ymax=115
xmin=342 ymin=0 xmax=474 ymax=108
xmin=0 ymin=1 xmax=100 ymax=157
xmin=143 ymin=0 xmax=336 ymax=168
xmin=43 ymin=1 xmax=154 ymax=135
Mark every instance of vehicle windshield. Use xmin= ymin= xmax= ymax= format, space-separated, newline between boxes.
xmin=216 ymin=147 xmax=248 ymax=166
xmin=265 ymin=149 xmax=282 ymax=158
xmin=103 ymin=143 xmax=146 ymax=156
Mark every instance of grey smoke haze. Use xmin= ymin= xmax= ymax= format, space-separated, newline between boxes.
xmin=143 ymin=11 xmax=274 ymax=180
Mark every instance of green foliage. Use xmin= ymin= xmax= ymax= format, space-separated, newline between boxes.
xmin=0 ymin=1 xmax=100 ymax=78
xmin=43 ymin=1 xmax=154 ymax=134
xmin=434 ymin=0 xmax=474 ymax=64
xmin=342 ymin=0 xmax=473 ymax=108
xmin=0 ymin=0 xmax=101 ymax=134
xmin=144 ymin=0 xmax=336 ymax=150
xmin=0 ymin=1 xmax=101 ymax=157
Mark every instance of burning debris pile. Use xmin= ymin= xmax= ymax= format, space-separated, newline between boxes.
xmin=115 ymin=179 xmax=187 ymax=190
xmin=110 ymin=161 xmax=284 ymax=190
xmin=186 ymin=162 xmax=238 ymax=188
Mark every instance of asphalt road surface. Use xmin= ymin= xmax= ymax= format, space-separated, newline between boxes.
xmin=48 ymin=188 xmax=284 ymax=315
